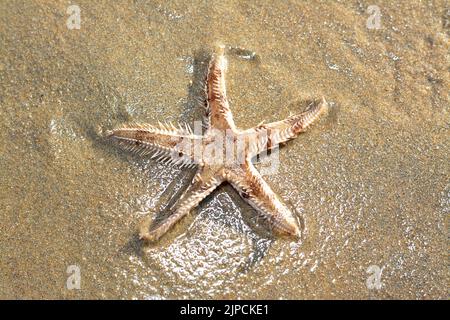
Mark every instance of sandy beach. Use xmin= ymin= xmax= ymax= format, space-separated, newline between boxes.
xmin=0 ymin=0 xmax=448 ymax=299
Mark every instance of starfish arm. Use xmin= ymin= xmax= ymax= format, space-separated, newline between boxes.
xmin=244 ymin=98 xmax=328 ymax=157
xmin=206 ymin=46 xmax=237 ymax=131
xmin=107 ymin=122 xmax=203 ymax=167
xmin=139 ymin=166 xmax=224 ymax=241
xmin=226 ymin=162 xmax=301 ymax=238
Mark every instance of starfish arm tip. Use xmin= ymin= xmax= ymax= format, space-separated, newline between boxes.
xmin=214 ymin=43 xmax=226 ymax=54
xmin=104 ymin=129 xmax=115 ymax=138
xmin=294 ymin=227 xmax=302 ymax=240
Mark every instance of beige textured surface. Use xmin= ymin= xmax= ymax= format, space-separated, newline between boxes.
xmin=0 ymin=0 xmax=448 ymax=299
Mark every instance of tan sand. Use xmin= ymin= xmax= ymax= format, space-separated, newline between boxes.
xmin=0 ymin=0 xmax=448 ymax=299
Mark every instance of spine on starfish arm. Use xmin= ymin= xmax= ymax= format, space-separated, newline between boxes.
xmin=227 ymin=166 xmax=302 ymax=239
xmin=206 ymin=45 xmax=236 ymax=130
xmin=107 ymin=122 xmax=202 ymax=167
xmin=139 ymin=173 xmax=223 ymax=241
xmin=284 ymin=98 xmax=328 ymax=137
xmin=258 ymin=98 xmax=329 ymax=150
xmin=208 ymin=46 xmax=228 ymax=101
xmin=244 ymin=98 xmax=329 ymax=157
xmin=247 ymin=179 xmax=301 ymax=238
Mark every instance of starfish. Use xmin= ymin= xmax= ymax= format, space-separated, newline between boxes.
xmin=108 ymin=46 xmax=328 ymax=242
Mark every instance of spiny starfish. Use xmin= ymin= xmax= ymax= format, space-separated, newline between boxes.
xmin=108 ymin=46 xmax=328 ymax=242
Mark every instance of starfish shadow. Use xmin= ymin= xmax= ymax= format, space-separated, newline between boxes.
xmin=217 ymin=183 xmax=275 ymax=272
xmin=118 ymin=168 xmax=198 ymax=257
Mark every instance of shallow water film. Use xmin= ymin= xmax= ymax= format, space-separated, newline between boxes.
xmin=0 ymin=1 xmax=448 ymax=299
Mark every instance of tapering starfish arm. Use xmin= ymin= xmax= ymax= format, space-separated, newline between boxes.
xmin=226 ymin=162 xmax=301 ymax=238
xmin=206 ymin=46 xmax=237 ymax=131
xmin=244 ymin=98 xmax=328 ymax=157
xmin=139 ymin=166 xmax=224 ymax=241
xmin=107 ymin=122 xmax=203 ymax=167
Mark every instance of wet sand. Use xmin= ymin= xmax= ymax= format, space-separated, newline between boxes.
xmin=0 ymin=0 xmax=448 ymax=299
